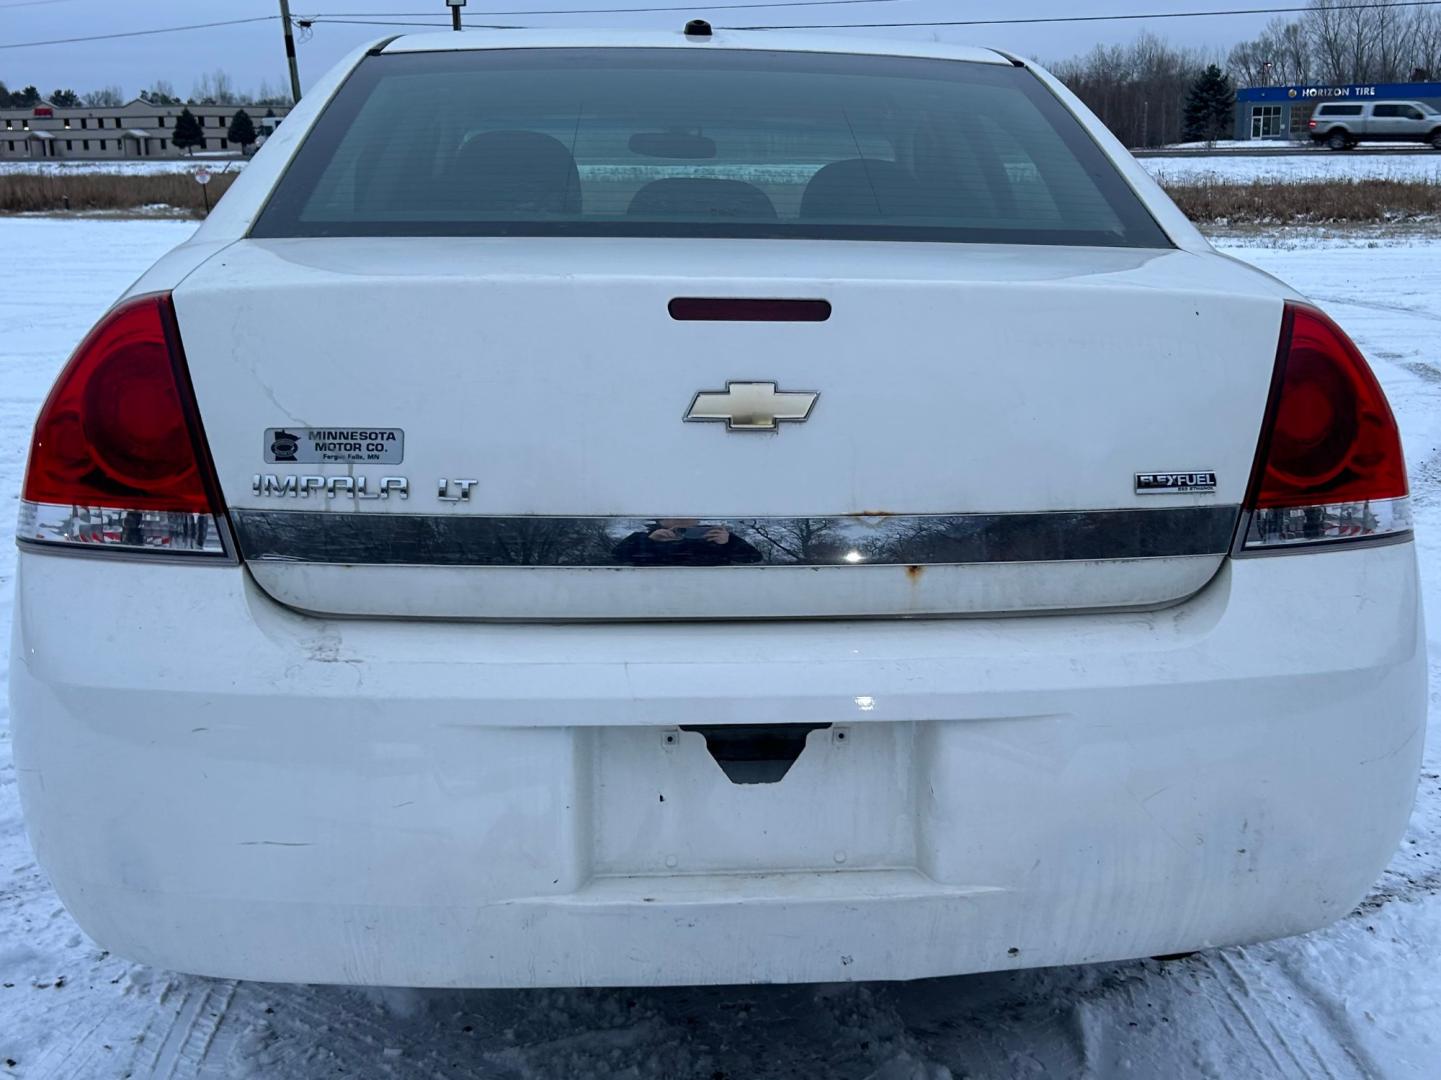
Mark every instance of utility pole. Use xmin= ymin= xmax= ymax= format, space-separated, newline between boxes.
xmin=448 ymin=0 xmax=466 ymax=32
xmin=279 ymin=0 xmax=303 ymax=103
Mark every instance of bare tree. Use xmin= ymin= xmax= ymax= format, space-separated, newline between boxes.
xmin=1273 ymin=21 xmax=1315 ymax=85
xmin=1308 ymin=2 xmax=1352 ymax=83
xmin=1339 ymin=4 xmax=1380 ymax=81
xmin=746 ymin=519 xmax=848 ymax=564
xmin=1051 ymin=34 xmax=1212 ymax=148
xmin=1370 ymin=1 xmax=1411 ymax=81
xmin=1048 ymin=2 xmax=1441 ymax=147
xmin=1233 ymin=18 xmax=1317 ymax=85
xmin=1407 ymin=9 xmax=1441 ymax=80
xmin=81 ymin=85 xmax=125 ymax=107
xmin=1227 ymin=38 xmax=1271 ymax=88
xmin=1206 ymin=4 xmax=1440 ymax=106
xmin=140 ymin=80 xmax=181 ymax=106
xmin=190 ymin=69 xmax=237 ymax=106
xmin=249 ymin=78 xmax=293 ymax=107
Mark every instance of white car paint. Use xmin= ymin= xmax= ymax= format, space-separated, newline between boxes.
xmin=175 ymin=237 xmax=1286 ymax=619
xmin=9 ymin=30 xmax=1426 ymax=988
xmin=12 ymin=544 xmax=1423 ymax=986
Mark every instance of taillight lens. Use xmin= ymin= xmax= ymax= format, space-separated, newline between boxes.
xmin=1241 ymin=302 xmax=1410 ymax=551
xmin=19 ymin=293 xmax=231 ymax=558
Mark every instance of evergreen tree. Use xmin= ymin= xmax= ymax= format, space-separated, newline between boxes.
xmin=171 ymin=107 xmax=205 ymax=155
xmin=227 ymin=109 xmax=257 ymax=153
xmin=13 ymin=85 xmax=41 ymax=107
xmin=50 ymin=88 xmax=81 ymax=108
xmin=1182 ymin=64 xmax=1236 ymax=143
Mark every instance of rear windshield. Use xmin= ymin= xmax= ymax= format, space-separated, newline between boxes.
xmin=1318 ymin=104 xmax=1364 ymax=116
xmin=252 ymin=48 xmax=1169 ymax=248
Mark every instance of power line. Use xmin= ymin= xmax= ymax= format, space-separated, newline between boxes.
xmin=311 ymin=0 xmax=926 ymax=14
xmin=307 ymin=18 xmax=526 ymax=28
xmin=8 ymin=0 xmax=1441 ymax=52
xmin=300 ymin=1 xmax=1441 ymax=34
xmin=308 ymin=0 xmax=1441 ymax=17
xmin=0 ymin=1 xmax=917 ymax=49
xmin=722 ymin=0 xmax=1441 ymax=30
xmin=0 ymin=16 xmax=277 ymax=51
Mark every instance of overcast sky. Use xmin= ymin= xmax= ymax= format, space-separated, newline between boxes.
xmin=1 ymin=0 xmax=1279 ymax=100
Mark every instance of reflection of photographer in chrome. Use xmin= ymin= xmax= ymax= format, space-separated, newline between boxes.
xmin=613 ymin=518 xmax=763 ymax=566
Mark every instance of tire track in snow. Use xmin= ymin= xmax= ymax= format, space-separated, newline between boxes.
xmin=24 ymin=1003 xmax=126 ymax=1079
xmin=1308 ymin=294 xmax=1441 ymax=325
xmin=201 ymin=983 xmax=461 ymax=1079
xmin=142 ymin=978 xmax=238 ymax=1079
xmin=1206 ymin=951 xmax=1309 ymax=1078
xmin=1218 ymin=949 xmax=1359 ymax=1079
xmin=1272 ymin=954 xmax=1388 ymax=1080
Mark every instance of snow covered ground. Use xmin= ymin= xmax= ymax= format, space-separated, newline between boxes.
xmin=1141 ymin=150 xmax=1441 ymax=185
xmin=1158 ymin=139 xmax=1276 ymax=150
xmin=1 ymin=218 xmax=1439 ymax=1078
xmin=0 ymin=158 xmax=246 ymax=177
xmin=4 ymin=149 xmax=1439 ymax=186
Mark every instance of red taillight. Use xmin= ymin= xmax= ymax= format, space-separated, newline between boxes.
xmin=19 ymin=293 xmax=231 ymax=557
xmin=1309 ymin=119 xmax=1317 ymax=128
xmin=1242 ymin=302 xmax=1410 ymax=550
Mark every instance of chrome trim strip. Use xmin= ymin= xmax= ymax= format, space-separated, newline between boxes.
xmin=231 ymin=506 xmax=1240 ymax=568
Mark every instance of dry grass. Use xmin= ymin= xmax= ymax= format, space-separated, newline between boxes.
xmin=0 ymin=171 xmax=239 ymax=216
xmin=1161 ymin=177 xmax=1441 ymax=225
xmin=3 ymin=170 xmax=1440 ymax=225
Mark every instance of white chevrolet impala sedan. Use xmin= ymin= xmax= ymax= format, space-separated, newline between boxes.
xmin=11 ymin=27 xmax=1425 ymax=988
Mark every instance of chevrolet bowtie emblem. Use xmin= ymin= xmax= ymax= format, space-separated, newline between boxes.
xmin=685 ymin=381 xmax=819 ymax=432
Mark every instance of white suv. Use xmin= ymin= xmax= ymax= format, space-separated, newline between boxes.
xmin=11 ymin=29 xmax=1424 ymax=989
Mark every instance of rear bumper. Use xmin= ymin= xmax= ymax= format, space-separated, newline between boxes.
xmin=11 ymin=543 xmax=1425 ymax=987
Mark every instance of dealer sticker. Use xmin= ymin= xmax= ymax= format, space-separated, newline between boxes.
xmin=264 ymin=427 xmax=404 ymax=464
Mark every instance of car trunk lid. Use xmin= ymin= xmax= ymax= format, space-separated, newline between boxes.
xmin=174 ymin=237 xmax=1283 ymax=619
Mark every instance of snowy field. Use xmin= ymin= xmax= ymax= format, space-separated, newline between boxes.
xmin=0 ymin=158 xmax=245 ymax=177
xmin=4 ymin=149 xmax=1440 ymax=186
xmin=1140 ymin=150 xmax=1441 ymax=185
xmin=1 ymin=218 xmax=1439 ymax=1078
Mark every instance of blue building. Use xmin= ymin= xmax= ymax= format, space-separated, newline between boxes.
xmin=1234 ymin=81 xmax=1441 ymax=140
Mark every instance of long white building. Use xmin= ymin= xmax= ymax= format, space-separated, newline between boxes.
xmin=0 ymin=99 xmax=290 ymax=160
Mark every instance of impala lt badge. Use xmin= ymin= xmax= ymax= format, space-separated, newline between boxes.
xmin=685 ymin=381 xmax=818 ymax=432
xmin=252 ymin=474 xmax=410 ymax=499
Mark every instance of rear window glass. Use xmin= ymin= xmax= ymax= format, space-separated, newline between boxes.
xmin=1318 ymin=104 xmax=1364 ymax=116
xmin=252 ymin=48 xmax=1169 ymax=248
